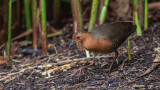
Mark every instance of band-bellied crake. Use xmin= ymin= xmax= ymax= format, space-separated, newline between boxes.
xmin=69 ymin=22 xmax=136 ymax=77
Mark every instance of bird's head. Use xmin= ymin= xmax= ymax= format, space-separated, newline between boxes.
xmin=69 ymin=31 xmax=88 ymax=48
xmin=73 ymin=31 xmax=87 ymax=42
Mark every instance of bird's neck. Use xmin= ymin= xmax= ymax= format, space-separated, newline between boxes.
xmin=81 ymin=33 xmax=96 ymax=49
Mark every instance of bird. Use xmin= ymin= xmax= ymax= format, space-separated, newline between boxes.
xmin=69 ymin=22 xmax=136 ymax=77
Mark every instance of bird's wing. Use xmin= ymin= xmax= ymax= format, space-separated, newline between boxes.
xmin=89 ymin=22 xmax=136 ymax=45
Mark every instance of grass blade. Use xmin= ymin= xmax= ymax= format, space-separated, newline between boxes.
xmin=128 ymin=40 xmax=132 ymax=60
xmin=24 ymin=0 xmax=32 ymax=40
xmin=99 ymin=0 xmax=109 ymax=24
xmin=144 ymin=0 xmax=148 ymax=30
xmin=135 ymin=12 xmax=142 ymax=36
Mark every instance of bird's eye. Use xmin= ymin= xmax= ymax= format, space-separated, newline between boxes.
xmin=77 ymin=36 xmax=80 ymax=39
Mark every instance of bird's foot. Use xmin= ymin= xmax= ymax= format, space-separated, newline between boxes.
xmin=69 ymin=60 xmax=95 ymax=78
xmin=69 ymin=67 xmax=83 ymax=78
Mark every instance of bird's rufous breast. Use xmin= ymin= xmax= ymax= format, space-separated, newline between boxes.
xmin=82 ymin=34 xmax=113 ymax=53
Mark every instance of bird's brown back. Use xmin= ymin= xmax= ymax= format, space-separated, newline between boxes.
xmin=90 ymin=22 xmax=136 ymax=45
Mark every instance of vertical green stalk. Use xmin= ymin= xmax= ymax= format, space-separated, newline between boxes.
xmin=76 ymin=0 xmax=84 ymax=31
xmin=24 ymin=0 xmax=32 ymax=40
xmin=133 ymin=0 xmax=138 ymax=9
xmin=40 ymin=0 xmax=47 ymax=55
xmin=128 ymin=40 xmax=131 ymax=60
xmin=99 ymin=0 xmax=109 ymax=24
xmin=7 ymin=0 xmax=12 ymax=60
xmin=32 ymin=0 xmax=38 ymax=49
xmin=135 ymin=12 xmax=142 ymax=36
xmin=41 ymin=0 xmax=47 ymax=35
xmin=133 ymin=0 xmax=142 ymax=36
xmin=144 ymin=0 xmax=148 ymax=30
xmin=88 ymin=0 xmax=99 ymax=30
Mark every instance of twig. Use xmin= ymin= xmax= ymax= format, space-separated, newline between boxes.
xmin=5 ymin=76 xmax=17 ymax=83
xmin=120 ymin=58 xmax=128 ymax=71
xmin=0 ymin=76 xmax=10 ymax=82
xmin=47 ymin=31 xmax=62 ymax=38
xmin=53 ymin=45 xmax=58 ymax=54
xmin=12 ymin=29 xmax=32 ymax=41
xmin=27 ymin=70 xmax=35 ymax=79
xmin=42 ymin=61 xmax=76 ymax=76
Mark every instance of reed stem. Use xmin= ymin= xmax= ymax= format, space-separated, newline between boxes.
xmin=7 ymin=0 xmax=12 ymax=61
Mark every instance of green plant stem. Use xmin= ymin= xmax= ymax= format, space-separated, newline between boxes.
xmin=32 ymin=0 xmax=38 ymax=49
xmin=41 ymin=0 xmax=47 ymax=35
xmin=7 ymin=0 xmax=12 ymax=61
xmin=99 ymin=0 xmax=109 ymax=24
xmin=133 ymin=0 xmax=138 ymax=9
xmin=40 ymin=0 xmax=47 ymax=55
xmin=47 ymin=31 xmax=62 ymax=38
xmin=135 ymin=12 xmax=142 ymax=36
xmin=144 ymin=0 xmax=148 ymax=30
xmin=88 ymin=0 xmax=99 ymax=30
xmin=128 ymin=40 xmax=132 ymax=60
xmin=24 ymin=0 xmax=32 ymax=40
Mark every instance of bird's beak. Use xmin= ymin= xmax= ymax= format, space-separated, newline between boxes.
xmin=69 ymin=40 xmax=76 ymax=48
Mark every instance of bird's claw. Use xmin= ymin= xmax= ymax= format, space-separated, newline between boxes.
xmin=69 ymin=68 xmax=83 ymax=78
xmin=68 ymin=60 xmax=95 ymax=78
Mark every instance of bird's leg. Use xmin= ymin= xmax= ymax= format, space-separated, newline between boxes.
xmin=69 ymin=54 xmax=96 ymax=78
xmin=103 ymin=51 xmax=119 ymax=73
